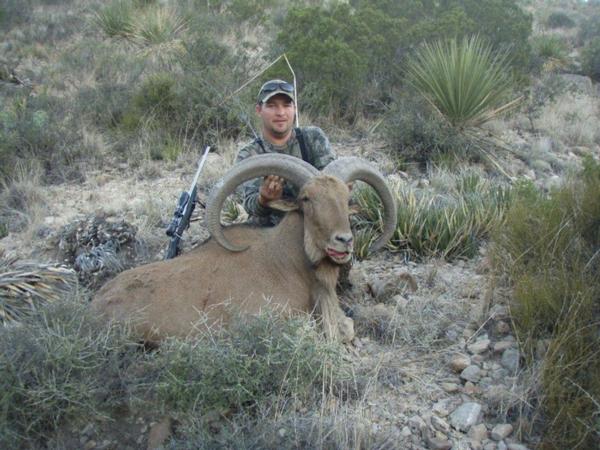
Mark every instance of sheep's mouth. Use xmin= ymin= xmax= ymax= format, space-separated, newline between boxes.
xmin=326 ymin=247 xmax=352 ymax=263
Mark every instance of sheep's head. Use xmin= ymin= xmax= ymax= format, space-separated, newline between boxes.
xmin=205 ymin=154 xmax=397 ymax=262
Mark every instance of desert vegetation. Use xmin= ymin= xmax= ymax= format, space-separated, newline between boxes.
xmin=1 ymin=0 xmax=600 ymax=448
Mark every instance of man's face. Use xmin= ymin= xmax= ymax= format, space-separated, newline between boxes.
xmin=256 ymin=94 xmax=296 ymax=140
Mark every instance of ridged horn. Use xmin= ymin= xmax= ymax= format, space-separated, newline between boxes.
xmin=324 ymin=157 xmax=397 ymax=253
xmin=206 ymin=154 xmax=319 ymax=252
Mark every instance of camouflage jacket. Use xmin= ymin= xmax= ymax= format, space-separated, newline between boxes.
xmin=235 ymin=126 xmax=335 ymax=226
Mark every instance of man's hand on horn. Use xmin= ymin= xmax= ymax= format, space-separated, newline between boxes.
xmin=258 ymin=175 xmax=284 ymax=207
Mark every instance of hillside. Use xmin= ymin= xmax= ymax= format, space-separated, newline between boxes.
xmin=1 ymin=1 xmax=599 ymax=449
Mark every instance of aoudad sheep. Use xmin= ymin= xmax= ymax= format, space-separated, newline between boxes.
xmin=91 ymin=154 xmax=397 ymax=343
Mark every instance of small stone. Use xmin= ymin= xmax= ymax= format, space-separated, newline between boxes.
xmin=425 ymin=433 xmax=452 ymax=450
xmin=507 ymin=444 xmax=529 ymax=450
xmin=432 ymin=399 xmax=453 ymax=417
xmin=450 ymin=402 xmax=482 ymax=432
xmin=497 ymin=441 xmax=508 ymax=450
xmin=147 ymin=416 xmax=172 ymax=450
xmin=450 ymin=354 xmax=471 ymax=372
xmin=501 ymin=349 xmax=520 ymax=373
xmin=468 ymin=423 xmax=488 ymax=442
xmin=495 ymin=320 xmax=510 ymax=334
xmin=468 ymin=339 xmax=490 ymax=354
xmin=81 ymin=423 xmax=95 ymax=437
xmin=464 ymin=381 xmax=481 ymax=395
xmin=84 ymin=441 xmax=96 ymax=450
xmin=491 ymin=424 xmax=513 ymax=441
xmin=431 ymin=415 xmax=450 ymax=433
xmin=472 ymin=354 xmax=485 ymax=364
xmin=490 ymin=305 xmax=509 ymax=320
xmin=484 ymin=443 xmax=497 ymax=450
xmin=461 ymin=365 xmax=482 ymax=383
xmin=441 ymin=382 xmax=460 ymax=393
xmin=401 ymin=426 xmax=412 ymax=437
xmin=278 ymin=428 xmax=287 ymax=438
xmin=409 ymin=415 xmax=427 ymax=435
xmin=493 ymin=341 xmax=514 ymax=353
xmin=392 ymin=294 xmax=409 ymax=308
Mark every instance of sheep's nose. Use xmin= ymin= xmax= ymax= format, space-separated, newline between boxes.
xmin=335 ymin=233 xmax=353 ymax=245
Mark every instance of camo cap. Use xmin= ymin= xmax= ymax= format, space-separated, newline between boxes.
xmin=257 ymin=79 xmax=295 ymax=104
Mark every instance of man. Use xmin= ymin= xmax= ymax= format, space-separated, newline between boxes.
xmin=236 ymin=79 xmax=336 ymax=226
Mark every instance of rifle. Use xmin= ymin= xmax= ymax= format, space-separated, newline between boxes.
xmin=165 ymin=146 xmax=211 ymax=259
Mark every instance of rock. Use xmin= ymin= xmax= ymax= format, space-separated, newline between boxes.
xmin=432 ymin=399 xmax=456 ymax=417
xmin=497 ymin=441 xmax=508 ymax=450
xmin=468 ymin=423 xmax=488 ymax=442
xmin=464 ymin=381 xmax=481 ymax=395
xmin=506 ymin=444 xmax=529 ymax=450
xmin=461 ymin=365 xmax=482 ymax=383
xmin=409 ymin=415 xmax=427 ymax=436
xmin=558 ymin=74 xmax=593 ymax=93
xmin=441 ymin=382 xmax=460 ymax=393
xmin=431 ymin=415 xmax=451 ymax=433
xmin=450 ymin=354 xmax=471 ymax=372
xmin=146 ymin=416 xmax=172 ymax=450
xmin=491 ymin=424 xmax=513 ymax=441
xmin=490 ymin=305 xmax=509 ymax=320
xmin=425 ymin=434 xmax=452 ymax=450
xmin=501 ymin=349 xmax=520 ymax=373
xmin=468 ymin=339 xmax=490 ymax=354
xmin=484 ymin=443 xmax=497 ymax=450
xmin=493 ymin=341 xmax=514 ymax=353
xmin=391 ymin=294 xmax=409 ymax=308
xmin=450 ymin=402 xmax=482 ymax=432
xmin=367 ymin=272 xmax=417 ymax=300
xmin=401 ymin=426 xmax=412 ymax=437
xmin=84 ymin=441 xmax=97 ymax=450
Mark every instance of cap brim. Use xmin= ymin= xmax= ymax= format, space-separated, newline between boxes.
xmin=261 ymin=90 xmax=294 ymax=103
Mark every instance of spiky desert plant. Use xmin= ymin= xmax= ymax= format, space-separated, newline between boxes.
xmin=92 ymin=0 xmax=135 ymax=38
xmin=0 ymin=257 xmax=77 ymax=325
xmin=405 ymin=35 xmax=519 ymax=129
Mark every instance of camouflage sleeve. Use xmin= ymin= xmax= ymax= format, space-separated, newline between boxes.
xmin=235 ymin=141 xmax=271 ymax=217
xmin=303 ymin=126 xmax=336 ymax=170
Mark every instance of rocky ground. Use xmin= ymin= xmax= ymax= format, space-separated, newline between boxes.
xmin=0 ymin=135 xmax=544 ymax=449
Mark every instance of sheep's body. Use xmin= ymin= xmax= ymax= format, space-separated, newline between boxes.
xmin=92 ymin=156 xmax=397 ymax=344
xmin=93 ymin=181 xmax=353 ymax=342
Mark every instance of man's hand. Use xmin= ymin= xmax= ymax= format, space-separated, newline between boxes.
xmin=258 ymin=175 xmax=284 ymax=207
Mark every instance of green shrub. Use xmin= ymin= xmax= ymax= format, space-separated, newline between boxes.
xmin=491 ymin=159 xmax=600 ymax=449
xmin=0 ymin=93 xmax=82 ymax=183
xmin=384 ymin=94 xmax=475 ymax=168
xmin=0 ymin=0 xmax=34 ymax=30
xmin=148 ymin=312 xmax=345 ymax=416
xmin=545 ymin=11 xmax=575 ymax=29
xmin=531 ymin=34 xmax=569 ymax=73
xmin=0 ymin=297 xmax=139 ymax=447
xmin=405 ymin=35 xmax=517 ymax=129
xmin=582 ymin=37 xmax=600 ymax=81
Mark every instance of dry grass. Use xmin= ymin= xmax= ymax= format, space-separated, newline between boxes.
xmin=534 ymin=91 xmax=600 ymax=147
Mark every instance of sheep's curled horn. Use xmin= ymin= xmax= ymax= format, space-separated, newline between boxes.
xmin=205 ymin=154 xmax=397 ymax=253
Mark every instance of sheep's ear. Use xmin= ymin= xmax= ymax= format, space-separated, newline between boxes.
xmin=268 ymin=199 xmax=299 ymax=212
xmin=347 ymin=182 xmax=354 ymax=192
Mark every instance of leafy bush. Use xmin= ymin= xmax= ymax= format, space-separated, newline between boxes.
xmin=545 ymin=11 xmax=575 ymax=29
xmin=0 ymin=93 xmax=82 ymax=183
xmin=405 ymin=36 xmax=517 ymax=129
xmin=582 ymin=37 xmax=600 ymax=81
xmin=385 ymin=93 xmax=476 ymax=168
xmin=491 ymin=159 xmax=600 ymax=449
xmin=93 ymin=0 xmax=136 ymax=38
xmin=531 ymin=34 xmax=569 ymax=73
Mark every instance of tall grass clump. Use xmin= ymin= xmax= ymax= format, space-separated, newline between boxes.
xmin=353 ymin=169 xmax=510 ymax=260
xmin=92 ymin=0 xmax=135 ymax=38
xmin=0 ymin=297 xmax=346 ymax=446
xmin=405 ymin=35 xmax=518 ymax=129
xmin=491 ymin=158 xmax=600 ymax=449
xmin=0 ymin=296 xmax=139 ymax=448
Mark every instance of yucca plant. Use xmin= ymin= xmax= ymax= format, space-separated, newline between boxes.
xmin=0 ymin=257 xmax=77 ymax=325
xmin=130 ymin=6 xmax=187 ymax=48
xmin=405 ymin=35 xmax=519 ymax=129
xmin=93 ymin=0 xmax=135 ymax=38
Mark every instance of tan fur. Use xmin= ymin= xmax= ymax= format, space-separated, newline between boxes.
xmin=92 ymin=176 xmax=355 ymax=342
